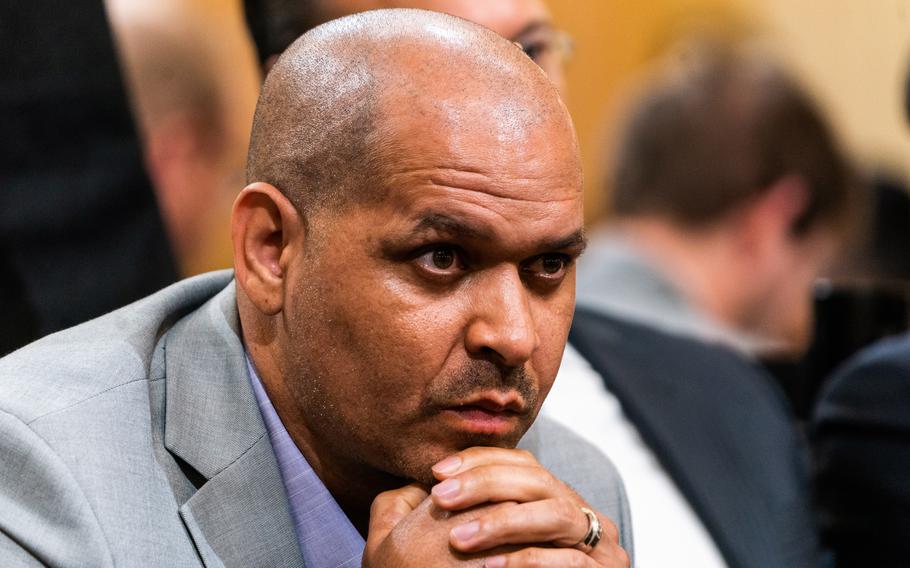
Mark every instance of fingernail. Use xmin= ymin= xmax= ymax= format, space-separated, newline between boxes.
xmin=484 ymin=555 xmax=506 ymax=568
xmin=432 ymin=478 xmax=461 ymax=499
xmin=451 ymin=520 xmax=480 ymax=543
xmin=432 ymin=455 xmax=462 ymax=475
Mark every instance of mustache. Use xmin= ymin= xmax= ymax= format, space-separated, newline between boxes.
xmin=423 ymin=359 xmax=538 ymax=412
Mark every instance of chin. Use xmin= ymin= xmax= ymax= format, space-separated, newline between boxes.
xmin=427 ymin=433 xmax=526 ymax=481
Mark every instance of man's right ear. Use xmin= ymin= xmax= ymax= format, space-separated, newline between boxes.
xmin=231 ymin=182 xmax=304 ymax=316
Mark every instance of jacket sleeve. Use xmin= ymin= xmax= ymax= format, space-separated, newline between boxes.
xmin=0 ymin=409 xmax=114 ymax=568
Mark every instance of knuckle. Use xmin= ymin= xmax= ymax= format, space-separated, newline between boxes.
xmin=476 ymin=464 xmax=498 ymax=486
xmin=542 ymin=472 xmax=565 ymax=495
xmin=566 ymin=551 xmax=590 ymax=568
xmin=369 ymin=490 xmax=393 ymax=512
xmin=460 ymin=446 xmax=480 ymax=459
xmin=555 ymin=498 xmax=579 ymax=528
xmin=517 ymin=548 xmax=587 ymax=568
xmin=601 ymin=516 xmax=619 ymax=541
xmin=476 ymin=511 xmax=501 ymax=537
xmin=458 ymin=467 xmax=486 ymax=495
xmin=514 ymin=449 xmax=543 ymax=467
xmin=520 ymin=547 xmax=545 ymax=568
xmin=516 ymin=448 xmax=537 ymax=463
xmin=615 ymin=545 xmax=630 ymax=567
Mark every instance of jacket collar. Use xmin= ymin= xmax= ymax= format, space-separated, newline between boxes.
xmin=162 ymin=278 xmax=304 ymax=567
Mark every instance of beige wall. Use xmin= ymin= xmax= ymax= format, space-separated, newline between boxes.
xmin=551 ymin=0 xmax=910 ymax=225
xmin=747 ymin=0 xmax=910 ymax=179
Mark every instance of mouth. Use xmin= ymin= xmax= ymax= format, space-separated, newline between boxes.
xmin=440 ymin=391 xmax=526 ymax=436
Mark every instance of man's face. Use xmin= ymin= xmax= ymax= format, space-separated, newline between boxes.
xmin=318 ymin=0 xmax=568 ymax=92
xmin=748 ymin=226 xmax=840 ymax=355
xmin=278 ymin=94 xmax=583 ymax=485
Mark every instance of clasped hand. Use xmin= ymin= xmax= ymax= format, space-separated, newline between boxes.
xmin=363 ymin=447 xmax=629 ymax=567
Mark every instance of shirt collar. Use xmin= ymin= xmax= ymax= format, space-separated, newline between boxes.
xmin=576 ymin=231 xmax=770 ymax=357
xmin=245 ymin=355 xmax=365 ymax=568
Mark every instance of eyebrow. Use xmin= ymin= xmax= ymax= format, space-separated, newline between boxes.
xmin=411 ymin=213 xmax=494 ymax=241
xmin=509 ymin=21 xmax=555 ymax=42
xmin=546 ymin=230 xmax=588 ymax=255
xmin=411 ymin=212 xmax=587 ymax=255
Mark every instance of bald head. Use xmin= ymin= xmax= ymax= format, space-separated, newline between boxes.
xmin=245 ymin=8 xmax=573 ymax=218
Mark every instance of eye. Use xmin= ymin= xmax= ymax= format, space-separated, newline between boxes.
xmin=521 ymin=254 xmax=571 ymax=284
xmin=414 ymin=245 xmax=466 ymax=280
xmin=519 ymin=40 xmax=547 ymax=64
xmin=540 ymin=256 xmax=565 ymax=274
xmin=432 ymin=247 xmax=455 ymax=269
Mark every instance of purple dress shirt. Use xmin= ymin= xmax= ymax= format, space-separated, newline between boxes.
xmin=246 ymin=356 xmax=365 ymax=567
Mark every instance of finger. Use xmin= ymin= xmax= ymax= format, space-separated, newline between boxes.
xmin=366 ymin=484 xmax=429 ymax=546
xmin=431 ymin=463 xmax=558 ymax=510
xmin=482 ymin=547 xmax=598 ymax=568
xmin=447 ymin=498 xmax=591 ymax=552
xmin=431 ymin=446 xmax=540 ymax=479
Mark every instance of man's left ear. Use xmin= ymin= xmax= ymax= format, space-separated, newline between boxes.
xmin=231 ymin=182 xmax=305 ymax=316
xmin=740 ymin=175 xmax=810 ymax=255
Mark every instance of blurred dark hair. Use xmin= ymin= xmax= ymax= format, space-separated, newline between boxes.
xmin=611 ymin=43 xmax=857 ymax=237
xmin=244 ymin=0 xmax=318 ymax=67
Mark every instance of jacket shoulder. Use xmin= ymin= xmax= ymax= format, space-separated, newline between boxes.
xmin=519 ymin=416 xmax=634 ymax=558
xmin=0 ymin=270 xmax=233 ymax=423
xmin=816 ymin=334 xmax=910 ymax=431
xmin=0 ymin=408 xmax=114 ymax=566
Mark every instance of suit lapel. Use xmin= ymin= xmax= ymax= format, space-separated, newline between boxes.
xmin=163 ymin=281 xmax=304 ymax=567
xmin=569 ymin=308 xmax=776 ymax=568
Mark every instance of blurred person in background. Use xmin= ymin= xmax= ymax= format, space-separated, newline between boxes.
xmin=105 ymin=0 xmax=260 ymax=275
xmin=0 ymin=0 xmax=179 ymax=355
xmin=766 ymin=174 xmax=910 ymax=421
xmin=813 ymin=330 xmax=910 ymax=567
xmin=243 ymin=0 xmax=571 ymax=92
xmin=810 ymin=63 xmax=910 ymax=568
xmin=544 ymin=43 xmax=858 ymax=568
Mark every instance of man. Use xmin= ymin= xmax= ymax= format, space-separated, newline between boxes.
xmin=244 ymin=0 xmax=570 ymax=92
xmin=813 ymin=335 xmax=910 ymax=566
xmin=0 ymin=10 xmax=631 ymax=567
xmin=544 ymin=45 xmax=855 ymax=567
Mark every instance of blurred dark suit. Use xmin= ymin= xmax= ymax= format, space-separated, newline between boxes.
xmin=570 ymin=308 xmax=825 ymax=568
xmin=813 ymin=334 xmax=910 ymax=567
xmin=0 ymin=0 xmax=178 ymax=354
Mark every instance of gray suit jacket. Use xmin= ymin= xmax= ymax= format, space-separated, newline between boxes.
xmin=0 ymin=270 xmax=632 ymax=567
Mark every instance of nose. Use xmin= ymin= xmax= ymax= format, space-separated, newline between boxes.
xmin=464 ymin=267 xmax=539 ymax=367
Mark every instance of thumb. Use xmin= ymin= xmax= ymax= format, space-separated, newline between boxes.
xmin=366 ymin=483 xmax=429 ymax=547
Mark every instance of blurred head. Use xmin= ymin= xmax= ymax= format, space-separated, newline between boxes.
xmin=107 ymin=0 xmax=260 ymax=272
xmin=233 ymin=9 xmax=583 ymax=491
xmin=610 ymin=44 xmax=857 ymax=354
xmin=245 ymin=0 xmax=569 ymax=91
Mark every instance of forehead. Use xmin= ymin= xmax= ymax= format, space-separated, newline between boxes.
xmin=367 ymin=97 xmax=583 ymax=244
xmin=377 ymin=82 xmax=581 ymax=192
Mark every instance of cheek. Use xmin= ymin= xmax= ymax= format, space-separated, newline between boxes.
xmin=763 ymin=266 xmax=815 ymax=352
xmin=530 ymin=290 xmax=575 ymax=397
xmin=309 ymin=269 xmax=470 ymax=401
xmin=784 ymin=275 xmax=816 ymax=345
